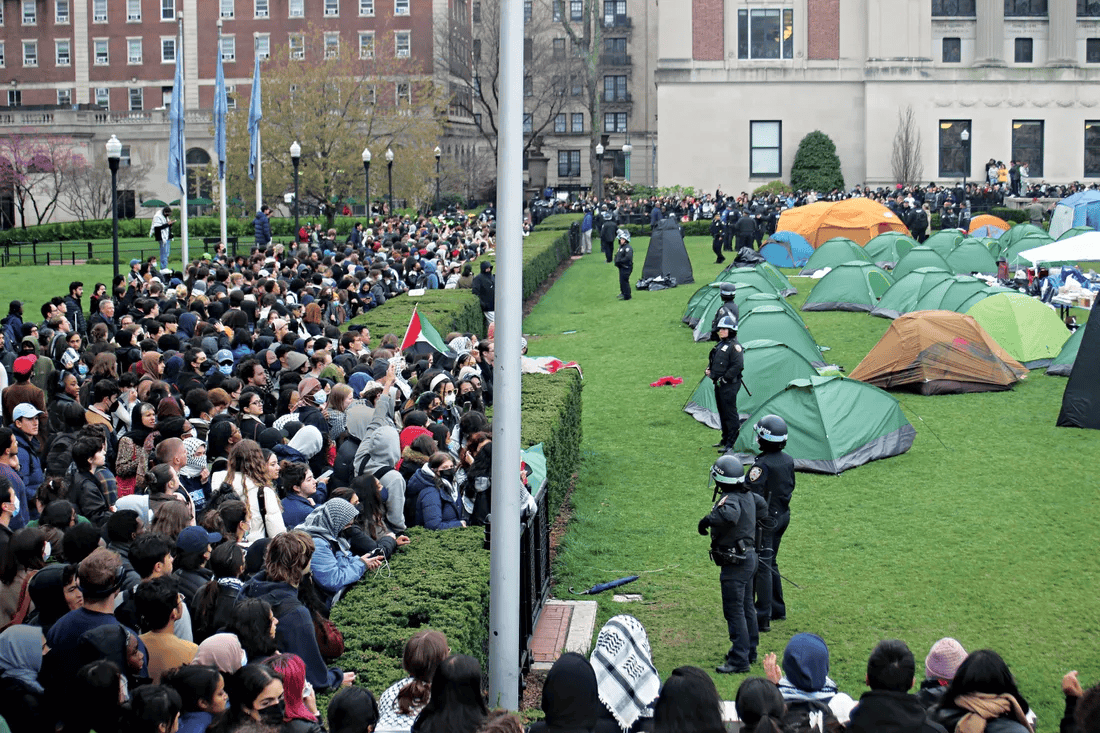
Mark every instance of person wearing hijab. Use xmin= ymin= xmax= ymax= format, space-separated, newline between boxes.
xmin=298 ymin=498 xmax=380 ymax=608
xmin=530 ymin=652 xmax=620 ymax=733
xmin=178 ymin=437 xmax=211 ymax=514
xmin=288 ymin=424 xmax=328 ymax=480
xmin=590 ymin=615 xmax=660 ymax=733
xmin=294 ymin=378 xmax=331 ymax=457
xmin=0 ymin=625 xmax=47 ymax=733
xmin=191 ymin=632 xmax=245 ymax=675
xmin=764 ymin=633 xmax=856 ymax=726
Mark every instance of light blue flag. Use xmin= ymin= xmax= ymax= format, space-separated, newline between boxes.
xmin=247 ymin=54 xmax=262 ymax=181
xmin=167 ymin=33 xmax=186 ymax=190
xmin=214 ymin=40 xmax=227 ymax=181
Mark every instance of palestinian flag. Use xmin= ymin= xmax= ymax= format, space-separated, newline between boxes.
xmin=400 ymin=307 xmax=452 ymax=356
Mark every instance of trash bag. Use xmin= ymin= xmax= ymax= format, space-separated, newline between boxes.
xmin=636 ymin=274 xmax=678 ymax=291
xmin=734 ymin=247 xmax=767 ymax=267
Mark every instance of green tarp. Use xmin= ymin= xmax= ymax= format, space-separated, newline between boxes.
xmin=738 ymin=306 xmax=826 ymax=366
xmin=732 ymin=375 xmax=916 ymax=474
xmin=799 ymin=238 xmax=869 ymax=276
xmin=801 ymin=262 xmax=894 ymax=312
xmin=893 ymin=247 xmax=952 ymax=280
xmin=966 ymin=292 xmax=1071 ymax=368
xmin=870 ymin=267 xmax=954 ymax=319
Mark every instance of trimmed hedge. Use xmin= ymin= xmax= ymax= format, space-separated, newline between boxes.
xmin=520 ymin=370 xmax=582 ymax=516
xmin=534 ymin=213 xmax=584 ymax=230
xmin=343 ymin=290 xmax=483 ymax=340
xmin=516 ymin=229 xmax=572 ymax=301
xmin=621 ymin=220 xmax=710 ymax=239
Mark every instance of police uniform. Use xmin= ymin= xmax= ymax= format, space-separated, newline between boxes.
xmin=613 ymin=238 xmax=634 ymax=300
xmin=698 ymin=484 xmax=768 ymax=671
xmin=747 ymin=450 xmax=796 ymax=626
xmin=708 ymin=334 xmax=744 ymax=449
xmin=709 ymin=302 xmax=740 ymax=341
xmin=711 ymin=216 xmax=725 ymax=263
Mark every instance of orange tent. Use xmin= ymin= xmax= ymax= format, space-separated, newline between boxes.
xmin=849 ymin=310 xmax=1028 ymax=394
xmin=776 ymin=198 xmax=910 ymax=247
xmin=968 ymin=214 xmax=1010 ymax=234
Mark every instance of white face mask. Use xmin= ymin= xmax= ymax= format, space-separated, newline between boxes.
xmin=42 ymin=541 xmax=51 ymax=561
xmin=7 ymin=494 xmax=19 ymax=518
xmin=444 ymin=394 xmax=456 ymax=407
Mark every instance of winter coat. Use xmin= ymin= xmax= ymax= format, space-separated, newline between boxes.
xmin=254 ymin=211 xmax=272 ymax=245
xmin=415 ymin=480 xmax=464 ymax=530
xmin=173 ymin=566 xmax=214 ymax=609
xmin=849 ymin=690 xmax=948 ymax=733
xmin=69 ymin=469 xmax=111 ymax=526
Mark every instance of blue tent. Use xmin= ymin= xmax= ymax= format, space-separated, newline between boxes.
xmin=1049 ymin=190 xmax=1100 ymax=239
xmin=971 ymin=225 xmax=1006 ymax=239
xmin=761 ymin=231 xmax=814 ymax=267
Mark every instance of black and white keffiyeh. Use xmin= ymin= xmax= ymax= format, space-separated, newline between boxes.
xmin=590 ymin=614 xmax=660 ymax=732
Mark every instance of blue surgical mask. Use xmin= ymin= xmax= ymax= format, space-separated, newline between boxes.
xmin=78 ymin=364 xmax=89 ymax=377
xmin=9 ymin=494 xmax=19 ymax=518
xmin=219 ymin=364 xmax=232 ymax=375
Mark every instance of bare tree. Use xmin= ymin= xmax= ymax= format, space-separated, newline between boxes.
xmin=62 ymin=154 xmax=152 ymax=225
xmin=558 ymin=0 xmax=603 ymax=186
xmin=891 ymin=105 xmax=924 ymax=186
xmin=0 ymin=130 xmax=83 ymax=227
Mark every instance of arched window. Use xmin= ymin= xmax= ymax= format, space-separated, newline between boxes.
xmin=186 ymin=147 xmax=213 ymax=200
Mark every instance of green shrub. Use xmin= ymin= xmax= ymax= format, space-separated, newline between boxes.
xmin=534 ymin=213 xmax=584 ymax=231
xmin=990 ymin=207 xmax=1029 ymax=224
xmin=521 ymin=370 xmax=582 ymax=516
xmin=752 ymin=180 xmax=793 ymax=197
xmin=790 ymin=131 xmax=845 ymax=193
xmin=621 ymin=220 xmax=710 ymax=239
xmin=343 ymin=291 xmax=483 ymax=340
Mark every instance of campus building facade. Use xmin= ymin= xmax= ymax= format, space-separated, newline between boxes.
xmin=655 ymin=0 xmax=1100 ymax=193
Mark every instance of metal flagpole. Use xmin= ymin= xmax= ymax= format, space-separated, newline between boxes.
xmin=217 ymin=20 xmax=228 ymax=249
xmin=177 ymin=13 xmax=189 ymax=265
xmin=255 ymin=126 xmax=262 ymax=214
xmin=488 ymin=0 xmax=523 ymax=712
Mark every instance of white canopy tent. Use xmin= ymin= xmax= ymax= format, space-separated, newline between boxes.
xmin=1016 ymin=232 xmax=1100 ymax=264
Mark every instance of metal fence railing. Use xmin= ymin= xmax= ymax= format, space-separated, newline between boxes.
xmin=0 ymin=237 xmax=240 ymax=267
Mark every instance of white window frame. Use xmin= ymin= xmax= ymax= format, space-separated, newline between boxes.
xmin=395 ymin=30 xmax=410 ymax=57
xmin=22 ymin=0 xmax=35 ymax=25
xmin=359 ymin=0 xmax=374 ymax=16
xmin=55 ymin=39 xmax=70 ymax=65
xmin=254 ymin=0 xmax=269 ymax=18
xmin=554 ymin=113 xmax=566 ymax=133
xmin=8 ymin=90 xmax=21 ymax=106
xmin=128 ymin=38 xmax=142 ymax=64
xmin=94 ymin=38 xmax=108 ymax=64
xmin=289 ymin=33 xmax=304 ymax=59
xmin=225 ymin=85 xmax=237 ymax=109
xmin=129 ymin=87 xmax=143 ymax=111
xmin=22 ymin=40 xmax=37 ymax=67
xmin=0 ymin=4 xmax=4 ymax=25
xmin=737 ymin=7 xmax=794 ymax=61
xmin=254 ymin=33 xmax=270 ymax=59
xmin=394 ymin=0 xmax=409 ymax=14
xmin=324 ymin=32 xmax=339 ymax=58
xmin=92 ymin=0 xmax=108 ymax=22
xmin=324 ymin=0 xmax=339 ymax=15
xmin=749 ymin=120 xmax=782 ymax=177
xmin=161 ymin=36 xmax=176 ymax=63
xmin=0 ymin=43 xmax=5 ymax=67
xmin=161 ymin=0 xmax=175 ymax=20
xmin=55 ymin=0 xmax=69 ymax=24
xmin=358 ymin=31 xmax=374 ymax=59
xmin=289 ymin=0 xmax=304 ymax=16
xmin=57 ymin=88 xmax=72 ymax=105
xmin=571 ymin=112 xmax=584 ymax=133
xmin=220 ymin=0 xmax=235 ymax=18
xmin=127 ymin=0 xmax=141 ymax=21
xmin=221 ymin=36 xmax=235 ymax=62
xmin=95 ymin=87 xmax=110 ymax=108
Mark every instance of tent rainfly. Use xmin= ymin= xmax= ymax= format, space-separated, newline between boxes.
xmin=798 ymin=238 xmax=870 ymax=276
xmin=870 ymin=267 xmax=954 ymax=319
xmin=892 ymin=246 xmax=953 ymax=280
xmin=682 ymin=282 xmax=769 ymax=330
xmin=1057 ymin=317 xmax=1100 ymax=430
xmin=801 ymin=262 xmax=894 ymax=312
xmin=775 ymin=198 xmax=910 ymax=246
xmin=1046 ymin=324 xmax=1086 ymax=377
xmin=966 ymin=292 xmax=1071 ymax=368
xmin=760 ymin=231 xmax=814 ymax=268
xmin=642 ymin=218 xmax=695 ymax=284
xmin=863 ymin=232 xmax=918 ymax=268
xmin=737 ymin=306 xmax=826 ymax=366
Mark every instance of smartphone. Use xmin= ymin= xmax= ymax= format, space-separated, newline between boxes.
xmin=367 ymin=548 xmax=385 ymax=559
xmin=302 ymin=682 xmax=314 ymax=699
xmin=316 ymin=470 xmax=333 ymax=483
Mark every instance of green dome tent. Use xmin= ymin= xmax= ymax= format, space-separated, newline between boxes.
xmin=732 ymin=375 xmax=916 ymax=474
xmin=739 ymin=293 xmax=805 ymax=325
xmin=983 ymin=237 xmax=1007 ymax=258
xmin=966 ymin=292 xmax=1071 ymax=368
xmin=870 ymin=267 xmax=954 ymax=319
xmin=693 ymin=291 xmax=808 ymax=341
xmin=913 ymin=276 xmax=1012 ymax=314
xmin=738 ymin=306 xmax=826 ymax=366
xmin=1004 ymin=234 xmax=1062 ymax=268
xmin=1047 ymin=325 xmax=1085 ymax=377
xmin=892 ymin=247 xmax=952 ymax=280
xmin=720 ymin=262 xmax=796 ymax=297
xmin=864 ymin=232 xmax=918 ymax=267
xmin=923 ymin=230 xmax=966 ymax=258
xmin=1057 ymin=226 xmax=1094 ymax=241
xmin=682 ymin=281 xmax=769 ymax=328
xmin=683 ymin=340 xmax=821 ymax=429
xmin=946 ymin=240 xmax=999 ymax=274
xmin=801 ymin=262 xmax=894 ymax=312
xmin=999 ymin=223 xmax=1049 ymax=249
xmin=798 ymin=238 xmax=870 ymax=276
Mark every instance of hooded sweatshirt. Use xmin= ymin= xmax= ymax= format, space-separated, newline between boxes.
xmin=298 ymin=499 xmax=366 ymax=606
xmin=530 ymin=651 xmax=621 ymax=733
xmin=849 ymin=690 xmax=948 ymax=733
xmin=332 ymin=404 xmax=371 ymax=488
xmin=351 ymin=392 xmax=406 ymax=530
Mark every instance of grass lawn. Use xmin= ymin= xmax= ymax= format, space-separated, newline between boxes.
xmin=523 ymin=236 xmax=1097 ymax=722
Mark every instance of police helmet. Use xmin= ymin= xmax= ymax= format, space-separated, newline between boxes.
xmin=716 ymin=315 xmax=738 ymax=332
xmin=755 ymin=414 xmax=789 ymax=443
xmin=719 ymin=282 xmax=737 ymax=301
xmin=711 ymin=455 xmax=745 ymax=485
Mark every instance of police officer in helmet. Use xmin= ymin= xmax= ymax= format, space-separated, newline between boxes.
xmin=698 ymin=455 xmax=768 ymax=674
xmin=706 ymin=315 xmax=744 ymax=451
xmin=709 ymin=283 xmax=739 ymax=341
xmin=747 ymin=414 xmax=795 ymax=631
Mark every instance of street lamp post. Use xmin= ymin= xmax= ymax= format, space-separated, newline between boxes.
xmin=362 ymin=147 xmax=371 ymax=218
xmin=385 ymin=147 xmax=394 ymax=215
xmin=595 ymin=143 xmax=604 ymax=201
xmin=622 ymin=139 xmax=633 ymax=182
xmin=960 ymin=128 xmax=970 ymax=189
xmin=290 ymin=140 xmax=301 ymax=236
xmin=434 ymin=146 xmax=441 ymax=213
xmin=105 ymin=134 xmax=122 ymax=280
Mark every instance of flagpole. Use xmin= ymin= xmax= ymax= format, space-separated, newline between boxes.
xmin=217 ymin=20 xmax=228 ymax=251
xmin=178 ymin=12 xmax=189 ymax=265
xmin=255 ymin=126 xmax=262 ymax=214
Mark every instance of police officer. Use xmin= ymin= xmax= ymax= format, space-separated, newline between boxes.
xmin=747 ymin=414 xmax=795 ymax=631
xmin=711 ymin=210 xmax=726 ymax=264
xmin=599 ymin=209 xmax=618 ymax=263
xmin=698 ymin=455 xmax=768 ymax=674
xmin=613 ymin=229 xmax=634 ymax=301
xmin=706 ymin=315 xmax=743 ymax=451
xmin=709 ymin=283 xmax=739 ymax=341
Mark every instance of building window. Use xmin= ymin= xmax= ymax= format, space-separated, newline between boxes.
xmin=129 ymin=88 xmax=143 ymax=111
xmin=602 ymin=75 xmax=627 ymax=102
xmin=523 ymin=113 xmax=532 ymax=133
xmin=57 ymin=88 xmax=71 ymax=105
xmin=1088 ymin=38 xmax=1100 ymax=63
xmin=554 ymin=113 xmax=566 ymax=133
xmin=1012 ymin=120 xmax=1043 ymax=177
xmin=362 ymin=84 xmax=375 ymax=105
xmin=553 ymin=0 xmax=562 ymax=21
xmin=325 ymin=0 xmax=338 ymax=15
xmin=360 ymin=0 xmax=374 ymax=15
xmin=473 ymin=1 xmax=481 ymax=21
xmin=55 ymin=0 xmax=69 ymax=23
xmin=558 ymin=150 xmax=581 ymax=177
xmin=127 ymin=0 xmax=141 ymax=21
xmin=119 ymin=145 xmax=131 ymax=166
xmin=128 ymin=38 xmax=142 ymax=63
xmin=8 ymin=90 xmax=21 ymax=106
xmin=1014 ymin=38 xmax=1033 ymax=63
xmin=162 ymin=37 xmax=176 ymax=62
xmin=605 ymin=111 xmax=627 ymax=132
xmin=289 ymin=0 xmax=303 ymax=16
xmin=1082 ymin=0 xmax=1100 ymax=16
xmin=524 ymin=37 xmax=533 ymax=61
xmin=93 ymin=39 xmax=109 ymax=64
xmin=571 ymin=113 xmax=584 ymax=133
xmin=571 ymin=74 xmax=583 ymax=96
xmin=750 ymin=121 xmax=782 ymax=177
xmin=523 ymin=75 xmax=532 ymax=97
xmin=1086 ymin=121 xmax=1100 ymax=175
xmin=938 ymin=120 xmax=971 ymax=178
xmin=570 ymin=0 xmax=582 ymax=20
xmin=22 ymin=0 xmax=35 ymax=24
xmin=395 ymin=31 xmax=410 ymax=57
xmin=1005 ymin=0 xmax=1046 ymax=16
xmin=524 ymin=0 xmax=532 ymax=22
xmin=93 ymin=0 xmax=107 ymax=22
xmin=255 ymin=34 xmax=270 ymax=58
xmin=551 ymin=38 xmax=566 ymax=59
xmin=0 ymin=43 xmax=5 ymax=67
xmin=289 ymin=34 xmax=304 ymax=59
xmin=254 ymin=0 xmax=268 ymax=17
xmin=396 ymin=81 xmax=410 ymax=104
xmin=162 ymin=0 xmax=175 ymax=20
xmin=359 ymin=32 xmax=374 ymax=58
xmin=474 ymin=113 xmax=481 ymax=126
xmin=221 ymin=0 xmax=235 ymax=18
xmin=324 ymin=32 xmax=339 ymax=57
xmin=603 ymin=0 xmax=626 ymax=26
xmin=472 ymin=38 xmax=481 ymax=61
xmin=395 ymin=0 xmax=409 ymax=14
xmin=942 ymin=37 xmax=961 ymax=63
xmin=738 ymin=8 xmax=794 ymax=60
xmin=221 ymin=36 xmax=235 ymax=61
xmin=95 ymin=87 xmax=109 ymax=107
xmin=932 ymin=0 xmax=975 ymax=15
xmin=22 ymin=40 xmax=37 ymax=66
xmin=56 ymin=39 xmax=70 ymax=66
